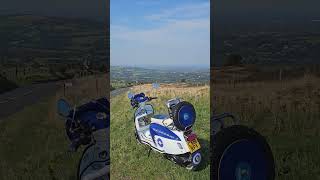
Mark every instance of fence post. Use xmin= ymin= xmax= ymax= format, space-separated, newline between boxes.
xmin=96 ymin=77 xmax=99 ymax=96
xmin=63 ymin=83 xmax=66 ymax=96
xmin=279 ymin=68 xmax=282 ymax=81
xmin=233 ymin=72 xmax=236 ymax=89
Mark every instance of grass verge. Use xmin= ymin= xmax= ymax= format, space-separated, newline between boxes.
xmin=0 ymin=96 xmax=80 ymax=180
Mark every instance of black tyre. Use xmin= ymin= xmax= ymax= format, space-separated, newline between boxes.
xmin=211 ymin=125 xmax=275 ymax=180
xmin=172 ymin=101 xmax=196 ymax=131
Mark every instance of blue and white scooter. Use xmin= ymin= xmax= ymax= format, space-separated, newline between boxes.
xmin=57 ymin=97 xmax=109 ymax=180
xmin=128 ymin=84 xmax=202 ymax=170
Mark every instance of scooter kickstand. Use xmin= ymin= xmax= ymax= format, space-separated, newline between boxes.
xmin=147 ymin=148 xmax=152 ymax=157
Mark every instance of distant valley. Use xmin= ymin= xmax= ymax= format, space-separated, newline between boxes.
xmin=0 ymin=14 xmax=108 ymax=92
xmin=111 ymin=66 xmax=209 ymax=89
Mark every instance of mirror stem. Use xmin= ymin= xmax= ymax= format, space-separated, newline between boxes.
xmin=72 ymin=105 xmax=76 ymax=120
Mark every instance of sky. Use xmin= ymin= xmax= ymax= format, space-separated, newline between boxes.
xmin=110 ymin=0 xmax=210 ymax=67
xmin=0 ymin=0 xmax=106 ymax=21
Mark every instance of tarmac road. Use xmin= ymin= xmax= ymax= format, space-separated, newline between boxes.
xmin=0 ymin=81 xmax=63 ymax=119
xmin=110 ymin=87 xmax=129 ymax=98
xmin=0 ymin=83 xmax=128 ymax=119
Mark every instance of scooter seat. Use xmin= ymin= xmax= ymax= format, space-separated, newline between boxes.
xmin=151 ymin=114 xmax=174 ymax=127
xmin=151 ymin=114 xmax=169 ymax=123
xmin=153 ymin=114 xmax=168 ymax=119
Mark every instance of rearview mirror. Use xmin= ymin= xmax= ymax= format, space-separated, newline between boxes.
xmin=57 ymin=99 xmax=71 ymax=117
xmin=128 ymin=92 xmax=134 ymax=99
xmin=152 ymin=83 xmax=160 ymax=89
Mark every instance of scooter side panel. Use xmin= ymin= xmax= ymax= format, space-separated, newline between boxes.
xmin=150 ymin=123 xmax=189 ymax=155
xmin=149 ymin=123 xmax=181 ymax=141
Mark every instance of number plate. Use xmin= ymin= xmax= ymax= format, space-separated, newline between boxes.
xmin=187 ymin=138 xmax=201 ymax=153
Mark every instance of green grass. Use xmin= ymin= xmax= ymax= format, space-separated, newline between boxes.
xmin=0 ymin=97 xmax=81 ymax=180
xmin=269 ymin=135 xmax=320 ymax=180
xmin=110 ymin=84 xmax=210 ymax=180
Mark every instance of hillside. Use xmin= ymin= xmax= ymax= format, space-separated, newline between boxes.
xmin=0 ymin=15 xmax=107 ymax=62
xmin=213 ymin=26 xmax=320 ymax=66
xmin=0 ymin=14 xmax=108 ymax=88
xmin=111 ymin=66 xmax=210 ymax=89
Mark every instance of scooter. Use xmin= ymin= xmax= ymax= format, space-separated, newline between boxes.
xmin=57 ymin=97 xmax=110 ymax=180
xmin=128 ymin=84 xmax=202 ymax=170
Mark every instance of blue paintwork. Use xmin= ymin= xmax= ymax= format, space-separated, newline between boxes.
xmin=177 ymin=104 xmax=195 ymax=128
xmin=157 ymin=138 xmax=164 ymax=147
xmin=71 ymin=97 xmax=109 ymax=130
xmin=150 ymin=123 xmax=181 ymax=141
xmin=153 ymin=114 xmax=168 ymax=119
xmin=76 ymin=111 xmax=108 ymax=130
xmin=219 ymin=139 xmax=268 ymax=180
xmin=133 ymin=93 xmax=148 ymax=103
xmin=65 ymin=97 xmax=109 ymax=142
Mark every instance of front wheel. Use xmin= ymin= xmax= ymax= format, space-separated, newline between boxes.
xmin=211 ymin=125 xmax=275 ymax=180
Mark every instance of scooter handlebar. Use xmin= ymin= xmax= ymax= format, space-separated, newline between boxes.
xmin=130 ymin=96 xmax=157 ymax=108
xmin=148 ymin=97 xmax=158 ymax=101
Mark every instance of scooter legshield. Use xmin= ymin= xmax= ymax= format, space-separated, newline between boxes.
xmin=149 ymin=123 xmax=191 ymax=155
xmin=149 ymin=123 xmax=181 ymax=142
xmin=77 ymin=141 xmax=109 ymax=180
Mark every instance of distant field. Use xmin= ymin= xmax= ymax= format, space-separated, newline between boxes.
xmin=110 ymin=84 xmax=210 ymax=180
xmin=212 ymin=64 xmax=320 ymax=83
xmin=111 ymin=80 xmax=131 ymax=90
xmin=0 ymin=75 xmax=109 ymax=179
xmin=213 ymin=73 xmax=320 ymax=180
xmin=111 ymin=66 xmax=210 ymax=85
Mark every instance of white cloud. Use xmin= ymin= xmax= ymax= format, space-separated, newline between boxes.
xmin=112 ymin=18 xmax=208 ymax=42
xmin=111 ymin=2 xmax=210 ymax=66
xmin=145 ymin=2 xmax=209 ymax=21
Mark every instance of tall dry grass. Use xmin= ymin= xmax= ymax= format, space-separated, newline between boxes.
xmin=213 ymin=75 xmax=320 ymax=136
xmin=49 ymin=74 xmax=109 ymax=125
xmin=212 ymin=75 xmax=320 ymax=179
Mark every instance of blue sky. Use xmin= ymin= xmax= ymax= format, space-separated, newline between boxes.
xmin=111 ymin=0 xmax=209 ymax=67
